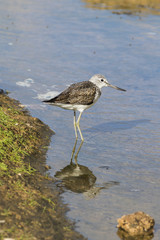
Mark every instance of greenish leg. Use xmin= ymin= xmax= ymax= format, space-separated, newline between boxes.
xmin=74 ymin=140 xmax=83 ymax=165
xmin=74 ymin=111 xmax=78 ymax=139
xmin=77 ymin=111 xmax=84 ymax=142
xmin=70 ymin=138 xmax=77 ymax=164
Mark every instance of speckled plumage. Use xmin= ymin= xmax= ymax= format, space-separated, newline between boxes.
xmin=43 ymin=81 xmax=101 ymax=106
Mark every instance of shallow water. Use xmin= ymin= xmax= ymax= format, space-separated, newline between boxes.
xmin=1 ymin=0 xmax=160 ymax=239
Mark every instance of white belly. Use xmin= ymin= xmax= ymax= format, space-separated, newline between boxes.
xmin=53 ymin=103 xmax=94 ymax=112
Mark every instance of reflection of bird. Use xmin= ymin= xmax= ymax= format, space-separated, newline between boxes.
xmin=55 ymin=163 xmax=96 ymax=193
xmin=55 ymin=132 xmax=119 ymax=196
xmin=43 ymin=74 xmax=126 ymax=141
xmin=55 ymin=163 xmax=119 ymax=198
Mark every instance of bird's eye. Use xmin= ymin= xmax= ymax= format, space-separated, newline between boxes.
xmin=101 ymin=79 xmax=104 ymax=82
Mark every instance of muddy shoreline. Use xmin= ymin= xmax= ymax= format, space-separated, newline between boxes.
xmin=0 ymin=93 xmax=86 ymax=240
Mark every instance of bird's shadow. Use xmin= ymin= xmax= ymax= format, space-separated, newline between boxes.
xmin=85 ymin=119 xmax=150 ymax=133
xmin=54 ymin=139 xmax=119 ymax=198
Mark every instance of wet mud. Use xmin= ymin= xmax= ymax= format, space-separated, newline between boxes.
xmin=0 ymin=93 xmax=86 ymax=240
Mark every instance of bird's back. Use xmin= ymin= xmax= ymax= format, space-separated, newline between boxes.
xmin=43 ymin=81 xmax=101 ymax=105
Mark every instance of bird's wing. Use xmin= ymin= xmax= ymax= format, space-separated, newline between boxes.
xmin=52 ymin=81 xmax=97 ymax=105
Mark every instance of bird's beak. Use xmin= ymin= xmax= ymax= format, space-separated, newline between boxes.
xmin=106 ymin=82 xmax=126 ymax=92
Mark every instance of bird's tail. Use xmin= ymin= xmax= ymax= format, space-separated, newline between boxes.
xmin=43 ymin=99 xmax=52 ymax=103
xmin=43 ymin=97 xmax=57 ymax=103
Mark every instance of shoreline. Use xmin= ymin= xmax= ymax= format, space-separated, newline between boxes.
xmin=0 ymin=93 xmax=86 ymax=240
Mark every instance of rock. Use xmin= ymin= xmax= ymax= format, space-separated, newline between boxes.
xmin=117 ymin=211 xmax=155 ymax=238
xmin=0 ymin=89 xmax=4 ymax=94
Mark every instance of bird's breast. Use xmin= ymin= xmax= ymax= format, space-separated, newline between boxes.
xmin=93 ymin=87 xmax=101 ymax=103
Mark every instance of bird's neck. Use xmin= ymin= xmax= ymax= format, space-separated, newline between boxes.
xmin=89 ymin=80 xmax=103 ymax=90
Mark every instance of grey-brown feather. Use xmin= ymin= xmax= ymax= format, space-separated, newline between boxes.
xmin=44 ymin=81 xmax=101 ymax=105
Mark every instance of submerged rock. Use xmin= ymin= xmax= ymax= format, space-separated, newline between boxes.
xmin=117 ymin=211 xmax=155 ymax=238
xmin=0 ymin=89 xmax=5 ymax=94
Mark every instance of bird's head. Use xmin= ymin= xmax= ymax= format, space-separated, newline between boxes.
xmin=89 ymin=74 xmax=126 ymax=91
